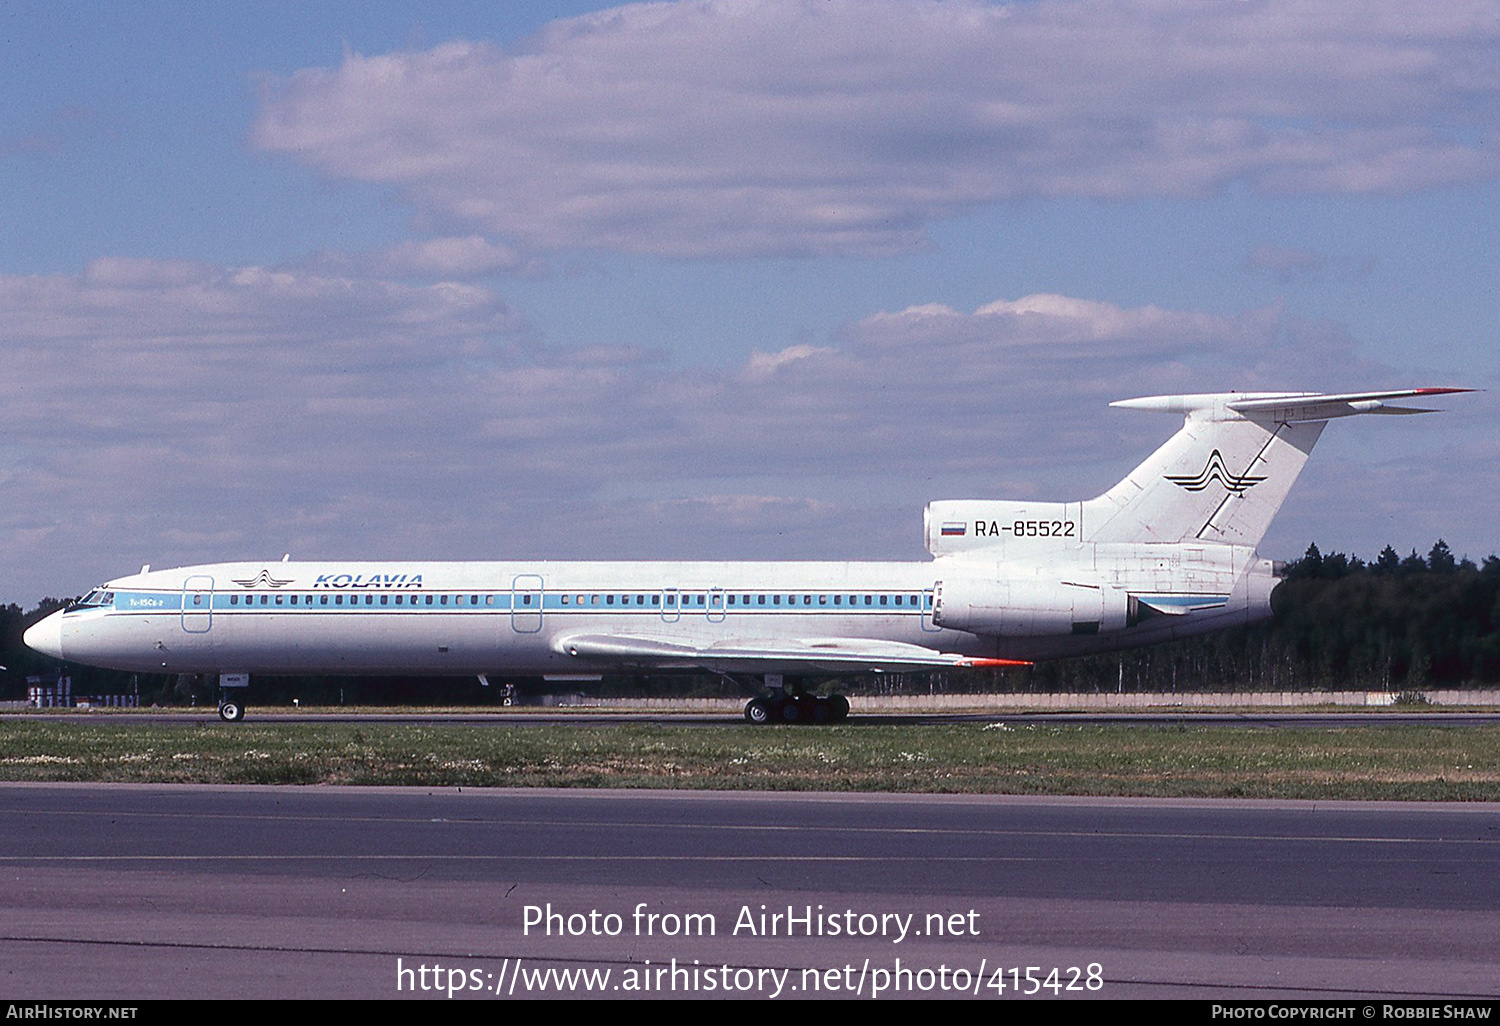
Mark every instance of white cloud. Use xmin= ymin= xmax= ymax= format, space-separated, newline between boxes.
xmin=1 ymin=257 xmax=1477 ymax=601
xmin=744 ymin=344 xmax=834 ymax=382
xmin=253 ymin=0 xmax=1500 ymax=258
xmin=306 ymin=236 xmax=541 ymax=279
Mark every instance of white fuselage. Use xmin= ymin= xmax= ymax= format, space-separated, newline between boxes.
xmin=30 ymin=548 xmax=1276 ymax=679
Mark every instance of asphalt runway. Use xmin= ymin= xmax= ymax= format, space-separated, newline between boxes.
xmin=3 ymin=784 xmax=1499 ymax=1000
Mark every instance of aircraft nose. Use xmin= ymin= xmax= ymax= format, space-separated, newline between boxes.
xmin=23 ymin=612 xmax=64 ymax=659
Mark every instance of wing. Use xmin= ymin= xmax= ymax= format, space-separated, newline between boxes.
xmin=551 ymin=632 xmax=1028 ymax=674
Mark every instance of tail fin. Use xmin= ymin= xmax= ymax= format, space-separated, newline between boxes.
xmin=1084 ymin=389 xmax=1472 ymax=547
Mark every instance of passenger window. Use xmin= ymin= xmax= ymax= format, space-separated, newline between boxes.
xmin=381 ymin=596 xmax=389 ymax=606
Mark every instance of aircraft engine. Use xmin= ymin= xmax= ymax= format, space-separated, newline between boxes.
xmin=932 ymin=577 xmax=1130 ymax=637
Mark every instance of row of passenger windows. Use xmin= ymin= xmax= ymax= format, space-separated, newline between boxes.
xmin=213 ymin=591 xmax=928 ymax=608
xmin=227 ymin=593 xmax=488 ymax=606
xmin=559 ymin=593 xmax=926 ymax=607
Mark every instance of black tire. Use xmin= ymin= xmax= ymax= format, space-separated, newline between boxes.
xmin=828 ymin=694 xmax=850 ymax=722
xmin=812 ymin=699 xmax=832 ymax=724
xmin=779 ymin=699 xmax=802 ymax=724
xmin=744 ymin=697 xmax=772 ymax=725
xmin=218 ymin=701 xmax=244 ymax=723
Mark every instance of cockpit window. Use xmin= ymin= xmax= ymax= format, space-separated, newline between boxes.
xmin=66 ymin=588 xmax=112 ymax=612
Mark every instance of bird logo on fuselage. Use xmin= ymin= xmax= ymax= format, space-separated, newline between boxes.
xmin=1164 ymin=450 xmax=1266 ymax=493
xmin=231 ymin=569 xmax=294 ymax=589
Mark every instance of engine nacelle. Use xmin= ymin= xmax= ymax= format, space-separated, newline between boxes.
xmin=933 ymin=577 xmax=1130 ymax=637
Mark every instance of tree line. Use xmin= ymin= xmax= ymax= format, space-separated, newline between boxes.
xmin=1019 ymin=540 xmax=1500 ymax=694
xmin=3 ymin=539 xmax=1498 ymax=704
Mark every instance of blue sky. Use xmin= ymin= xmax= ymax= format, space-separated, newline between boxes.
xmin=2 ymin=0 xmax=1496 ymax=602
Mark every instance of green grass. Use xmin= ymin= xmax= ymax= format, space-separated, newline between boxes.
xmin=3 ymin=719 xmax=1499 ymax=799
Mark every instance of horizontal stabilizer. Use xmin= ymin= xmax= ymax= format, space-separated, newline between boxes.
xmin=1112 ymin=388 xmax=1474 ymax=423
xmin=553 ymin=633 xmax=1029 ymax=673
xmin=1225 ymin=388 xmax=1473 ymax=422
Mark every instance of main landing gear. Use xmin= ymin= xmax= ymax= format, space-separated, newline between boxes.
xmin=742 ymin=675 xmax=850 ymax=725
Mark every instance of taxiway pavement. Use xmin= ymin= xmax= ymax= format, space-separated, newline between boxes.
xmin=3 ymin=784 xmax=1499 ymax=999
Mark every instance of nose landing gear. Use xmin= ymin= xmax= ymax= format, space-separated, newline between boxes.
xmin=216 ymin=672 xmax=250 ymax=722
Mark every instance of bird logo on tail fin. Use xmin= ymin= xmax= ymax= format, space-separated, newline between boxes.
xmin=1164 ymin=450 xmax=1267 ymax=493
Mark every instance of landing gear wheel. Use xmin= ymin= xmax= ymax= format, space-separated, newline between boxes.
xmin=218 ymin=700 xmax=244 ymax=723
xmin=812 ymin=699 xmax=832 ymax=724
xmin=744 ymin=697 xmax=773 ymax=725
xmin=779 ymin=699 xmax=802 ymax=724
xmin=828 ymin=694 xmax=850 ymax=722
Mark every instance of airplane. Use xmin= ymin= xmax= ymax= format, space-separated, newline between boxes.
xmin=24 ymin=387 xmax=1471 ymax=723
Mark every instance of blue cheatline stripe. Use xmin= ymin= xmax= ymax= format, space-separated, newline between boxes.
xmin=1138 ymin=594 xmax=1229 ymax=608
xmin=105 ymin=588 xmax=937 ymax=616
